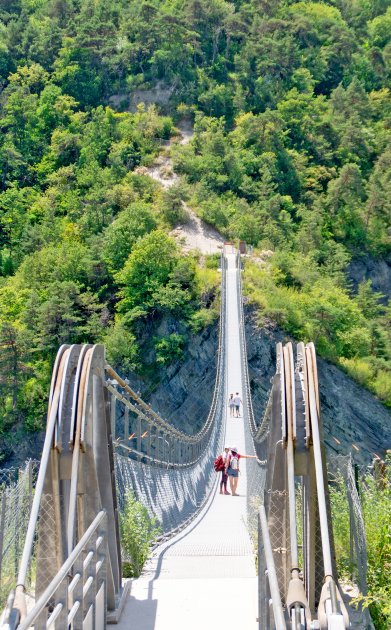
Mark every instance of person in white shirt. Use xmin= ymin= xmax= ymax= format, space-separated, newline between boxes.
xmin=226 ymin=446 xmax=256 ymax=496
xmin=233 ymin=393 xmax=242 ymax=417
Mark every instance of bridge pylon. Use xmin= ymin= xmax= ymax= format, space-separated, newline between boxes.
xmin=4 ymin=344 xmax=123 ymax=629
xmin=259 ymin=342 xmax=350 ymax=630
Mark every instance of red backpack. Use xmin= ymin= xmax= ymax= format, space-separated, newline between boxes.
xmin=213 ymin=455 xmax=225 ymax=472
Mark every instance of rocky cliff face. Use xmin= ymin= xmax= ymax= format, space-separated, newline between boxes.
xmin=127 ymin=324 xmax=219 ymax=435
xmin=2 ymin=324 xmax=219 ymax=469
xmin=245 ymin=307 xmax=390 ymax=465
xmin=348 ymin=253 xmax=391 ymax=301
xmin=134 ymin=306 xmax=390 ymax=465
xmin=6 ymin=305 xmax=389 ymax=469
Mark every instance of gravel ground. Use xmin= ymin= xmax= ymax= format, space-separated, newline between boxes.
xmin=144 ymin=121 xmax=225 ymax=255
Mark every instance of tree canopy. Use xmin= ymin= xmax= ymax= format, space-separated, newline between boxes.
xmin=0 ymin=0 xmax=390 ymax=454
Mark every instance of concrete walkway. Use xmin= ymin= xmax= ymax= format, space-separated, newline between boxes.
xmin=117 ymin=252 xmax=258 ymax=630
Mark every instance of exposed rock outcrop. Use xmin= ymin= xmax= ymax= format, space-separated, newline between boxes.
xmin=245 ymin=308 xmax=391 ymax=465
xmin=348 ymin=253 xmax=391 ymax=301
xmin=128 ymin=323 xmax=219 ymax=435
xmin=128 ymin=305 xmax=390 ymax=465
xmin=5 ymin=307 xmax=389 ymax=469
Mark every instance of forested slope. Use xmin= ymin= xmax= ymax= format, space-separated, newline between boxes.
xmin=0 ymin=0 xmax=390 ymax=458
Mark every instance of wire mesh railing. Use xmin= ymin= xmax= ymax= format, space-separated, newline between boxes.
xmin=0 ymin=461 xmax=39 ymax=608
xmin=107 ymin=251 xmax=226 ymax=471
xmin=10 ymin=511 xmax=108 ymax=630
xmin=236 ymin=252 xmax=272 ymax=462
xmin=230 ymin=252 xmax=267 ymax=562
xmin=327 ymin=454 xmax=376 ymax=629
xmin=236 ymin=251 xmax=258 ymax=439
xmin=113 ymin=251 xmax=227 ymax=538
xmin=328 ymin=456 xmax=370 ymax=591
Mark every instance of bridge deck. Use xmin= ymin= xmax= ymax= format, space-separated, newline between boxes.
xmin=117 ymin=252 xmax=258 ymax=629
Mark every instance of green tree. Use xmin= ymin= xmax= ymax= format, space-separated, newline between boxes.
xmin=102 ymin=202 xmax=157 ymax=273
xmin=0 ymin=283 xmax=28 ymax=424
xmin=368 ymin=7 xmax=391 ymax=48
xmin=118 ymin=230 xmax=179 ymax=313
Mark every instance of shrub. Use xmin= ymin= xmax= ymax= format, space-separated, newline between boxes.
xmin=195 ymin=266 xmax=220 ymax=305
xmin=104 ymin=321 xmax=139 ymax=370
xmin=159 ymin=185 xmax=188 ymax=227
xmin=329 ymin=475 xmax=354 ymax=580
xmin=372 ymin=372 xmax=391 ymax=407
xmin=356 ymin=463 xmax=391 ymax=629
xmin=189 ymin=306 xmax=219 ymax=333
xmin=339 ymin=357 xmax=373 ymax=388
xmin=205 ymin=253 xmax=221 ymax=269
xmin=330 ymin=461 xmax=391 ymax=629
xmin=120 ymin=491 xmax=161 ymax=578
xmin=155 ymin=333 xmax=184 ymax=365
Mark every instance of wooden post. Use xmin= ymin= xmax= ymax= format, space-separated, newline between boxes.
xmin=147 ymin=424 xmax=152 ymax=458
xmin=123 ymin=396 xmax=129 ymax=442
xmin=137 ymin=417 xmax=141 ymax=459
xmin=110 ymin=386 xmax=117 ymax=442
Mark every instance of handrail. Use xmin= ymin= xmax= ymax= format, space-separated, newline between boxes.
xmin=16 ymin=359 xmax=64 ymax=590
xmin=254 ymin=389 xmax=272 ymax=443
xmin=259 ymin=505 xmax=287 ymax=629
xmin=18 ymin=511 xmax=106 ymax=630
xmin=284 ymin=343 xmax=300 ymax=573
xmin=236 ymin=250 xmax=272 ymax=467
xmin=236 ymin=252 xmax=258 ymax=438
xmin=106 ymin=366 xmax=199 ymax=441
xmin=116 ymin=441 xmax=207 ymax=469
xmin=109 ymin=252 xmax=227 ymax=465
xmin=306 ymin=345 xmax=334 ymax=581
xmin=105 ymin=381 xmax=195 ymax=442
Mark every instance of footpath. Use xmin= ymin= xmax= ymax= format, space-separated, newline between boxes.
xmin=117 ymin=253 xmax=257 ymax=630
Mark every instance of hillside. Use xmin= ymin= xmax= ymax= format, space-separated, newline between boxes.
xmin=0 ymin=0 xmax=390 ymax=460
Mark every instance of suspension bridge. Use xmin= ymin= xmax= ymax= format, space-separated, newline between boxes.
xmin=0 ymin=248 xmax=371 ymax=629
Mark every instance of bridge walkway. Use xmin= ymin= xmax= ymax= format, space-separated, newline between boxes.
xmin=117 ymin=252 xmax=258 ymax=629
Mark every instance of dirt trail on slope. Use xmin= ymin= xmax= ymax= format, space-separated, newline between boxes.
xmin=137 ymin=120 xmax=225 ymax=255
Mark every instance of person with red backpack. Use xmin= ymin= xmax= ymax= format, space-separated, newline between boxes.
xmin=226 ymin=446 xmax=257 ymax=496
xmin=220 ymin=446 xmax=231 ymax=495
xmin=214 ymin=447 xmax=231 ymax=495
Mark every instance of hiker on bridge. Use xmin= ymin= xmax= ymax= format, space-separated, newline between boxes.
xmin=233 ymin=392 xmax=242 ymax=417
xmin=228 ymin=393 xmax=235 ymax=417
xmin=226 ymin=446 xmax=256 ymax=496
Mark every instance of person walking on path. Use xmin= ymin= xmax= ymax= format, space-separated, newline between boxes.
xmin=233 ymin=393 xmax=242 ymax=417
xmin=228 ymin=393 xmax=235 ymax=417
xmin=220 ymin=446 xmax=230 ymax=495
xmin=226 ymin=446 xmax=257 ymax=496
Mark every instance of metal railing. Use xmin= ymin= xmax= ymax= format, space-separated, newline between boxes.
xmin=0 ymin=462 xmax=39 ymax=609
xmin=1 ymin=343 xmax=122 ymax=629
xmin=259 ymin=341 xmax=351 ymax=629
xmin=258 ymin=505 xmax=287 ymax=630
xmin=4 ymin=511 xmax=107 ymax=630
xmin=113 ymin=252 xmax=227 ymax=538
xmin=236 ymin=251 xmax=258 ymax=438
xmin=235 ymin=252 xmax=272 ymax=466
xmin=107 ymin=250 xmax=227 ymax=470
